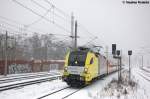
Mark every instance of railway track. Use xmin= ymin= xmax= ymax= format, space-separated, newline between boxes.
xmin=0 ymin=72 xmax=52 ymax=78
xmin=61 ymin=88 xmax=82 ymax=99
xmin=37 ymin=70 xmax=119 ymax=99
xmin=138 ymin=72 xmax=150 ymax=82
xmin=37 ymin=86 xmax=82 ymax=99
xmin=140 ymin=67 xmax=150 ymax=73
xmin=0 ymin=75 xmax=61 ymax=92
xmin=0 ymin=72 xmax=59 ymax=84
xmin=140 ymin=70 xmax=150 ymax=77
xmin=0 ymin=71 xmax=60 ymax=79
xmin=37 ymin=87 xmax=70 ymax=99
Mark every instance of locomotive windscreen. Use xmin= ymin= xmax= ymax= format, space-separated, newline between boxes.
xmin=68 ymin=51 xmax=87 ymax=66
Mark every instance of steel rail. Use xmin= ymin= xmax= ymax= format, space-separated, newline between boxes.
xmin=0 ymin=75 xmax=61 ymax=92
xmin=0 ymin=73 xmax=59 ymax=84
xmin=37 ymin=87 xmax=70 ymax=99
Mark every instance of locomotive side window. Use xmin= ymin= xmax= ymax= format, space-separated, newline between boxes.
xmin=90 ymin=58 xmax=93 ymax=64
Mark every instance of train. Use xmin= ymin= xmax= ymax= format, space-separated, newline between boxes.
xmin=62 ymin=47 xmax=117 ymax=87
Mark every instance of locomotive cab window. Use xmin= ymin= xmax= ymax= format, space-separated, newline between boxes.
xmin=68 ymin=51 xmax=87 ymax=66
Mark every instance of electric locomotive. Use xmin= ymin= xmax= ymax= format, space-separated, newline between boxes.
xmin=62 ymin=47 xmax=115 ymax=87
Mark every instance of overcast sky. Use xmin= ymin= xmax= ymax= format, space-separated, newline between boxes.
xmin=53 ymin=0 xmax=150 ymax=52
xmin=0 ymin=0 xmax=150 ymax=65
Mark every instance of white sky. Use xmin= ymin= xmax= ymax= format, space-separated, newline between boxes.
xmin=56 ymin=0 xmax=150 ymax=51
xmin=0 ymin=0 xmax=150 ymax=65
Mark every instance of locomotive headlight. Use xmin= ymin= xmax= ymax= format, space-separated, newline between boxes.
xmin=84 ymin=68 xmax=88 ymax=73
xmin=64 ymin=67 xmax=68 ymax=72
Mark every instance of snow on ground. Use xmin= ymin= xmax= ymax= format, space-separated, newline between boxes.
xmin=0 ymin=70 xmax=61 ymax=79
xmin=0 ymin=75 xmax=60 ymax=88
xmin=67 ymin=72 xmax=119 ymax=99
xmin=0 ymin=67 xmax=150 ymax=99
xmin=92 ymin=70 xmax=138 ymax=99
xmin=0 ymin=71 xmax=119 ymax=99
xmin=99 ymin=67 xmax=150 ymax=99
xmin=0 ymin=79 xmax=67 ymax=99
xmin=67 ymin=67 xmax=150 ymax=99
xmin=141 ymin=66 xmax=150 ymax=73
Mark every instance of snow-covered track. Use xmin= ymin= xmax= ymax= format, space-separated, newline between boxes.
xmin=61 ymin=88 xmax=81 ymax=99
xmin=36 ymin=71 xmax=119 ymax=99
xmin=0 ymin=72 xmax=59 ymax=84
xmin=0 ymin=72 xmax=59 ymax=79
xmin=37 ymin=86 xmax=82 ymax=99
xmin=37 ymin=87 xmax=70 ymax=99
xmin=140 ymin=67 xmax=150 ymax=73
xmin=138 ymin=72 xmax=150 ymax=82
xmin=0 ymin=75 xmax=61 ymax=92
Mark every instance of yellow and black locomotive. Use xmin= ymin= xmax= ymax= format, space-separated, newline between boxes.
xmin=63 ymin=47 xmax=116 ymax=87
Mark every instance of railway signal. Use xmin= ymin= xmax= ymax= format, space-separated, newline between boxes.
xmin=112 ymin=44 xmax=116 ymax=55
xmin=112 ymin=44 xmax=122 ymax=82
xmin=116 ymin=50 xmax=120 ymax=56
xmin=128 ymin=50 xmax=132 ymax=82
xmin=128 ymin=50 xmax=132 ymax=55
xmin=116 ymin=50 xmax=121 ymax=81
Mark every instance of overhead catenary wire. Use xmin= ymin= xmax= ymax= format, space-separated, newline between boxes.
xmin=78 ymin=23 xmax=107 ymax=47
xmin=50 ymin=39 xmax=71 ymax=49
xmin=30 ymin=0 xmax=71 ymax=24
xmin=0 ymin=15 xmax=23 ymax=26
xmin=78 ymin=23 xmax=96 ymax=37
xmin=0 ymin=16 xmax=71 ymax=37
xmin=0 ymin=26 xmax=31 ymax=38
xmin=0 ymin=20 xmax=41 ymax=36
xmin=31 ymin=0 xmax=48 ymax=10
xmin=12 ymin=0 xmax=71 ymax=33
xmin=3 ymin=0 xmax=105 ymax=48
xmin=0 ymin=30 xmax=71 ymax=50
xmin=0 ymin=20 xmax=23 ymax=31
xmin=43 ymin=0 xmax=71 ymax=18
xmin=8 ymin=0 xmax=99 ymax=46
xmin=53 ymin=36 xmax=71 ymax=43
xmin=0 ymin=11 xmax=72 ymax=43
xmin=0 ymin=15 xmax=53 ymax=34
xmin=82 ymin=36 xmax=98 ymax=45
xmin=0 ymin=0 xmax=112 ymax=63
xmin=13 ymin=0 xmax=70 ymax=33
xmin=0 ymin=15 xmax=104 ymax=49
xmin=26 ymin=8 xmax=51 ymax=27
xmin=0 ymin=19 xmax=72 ymax=39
